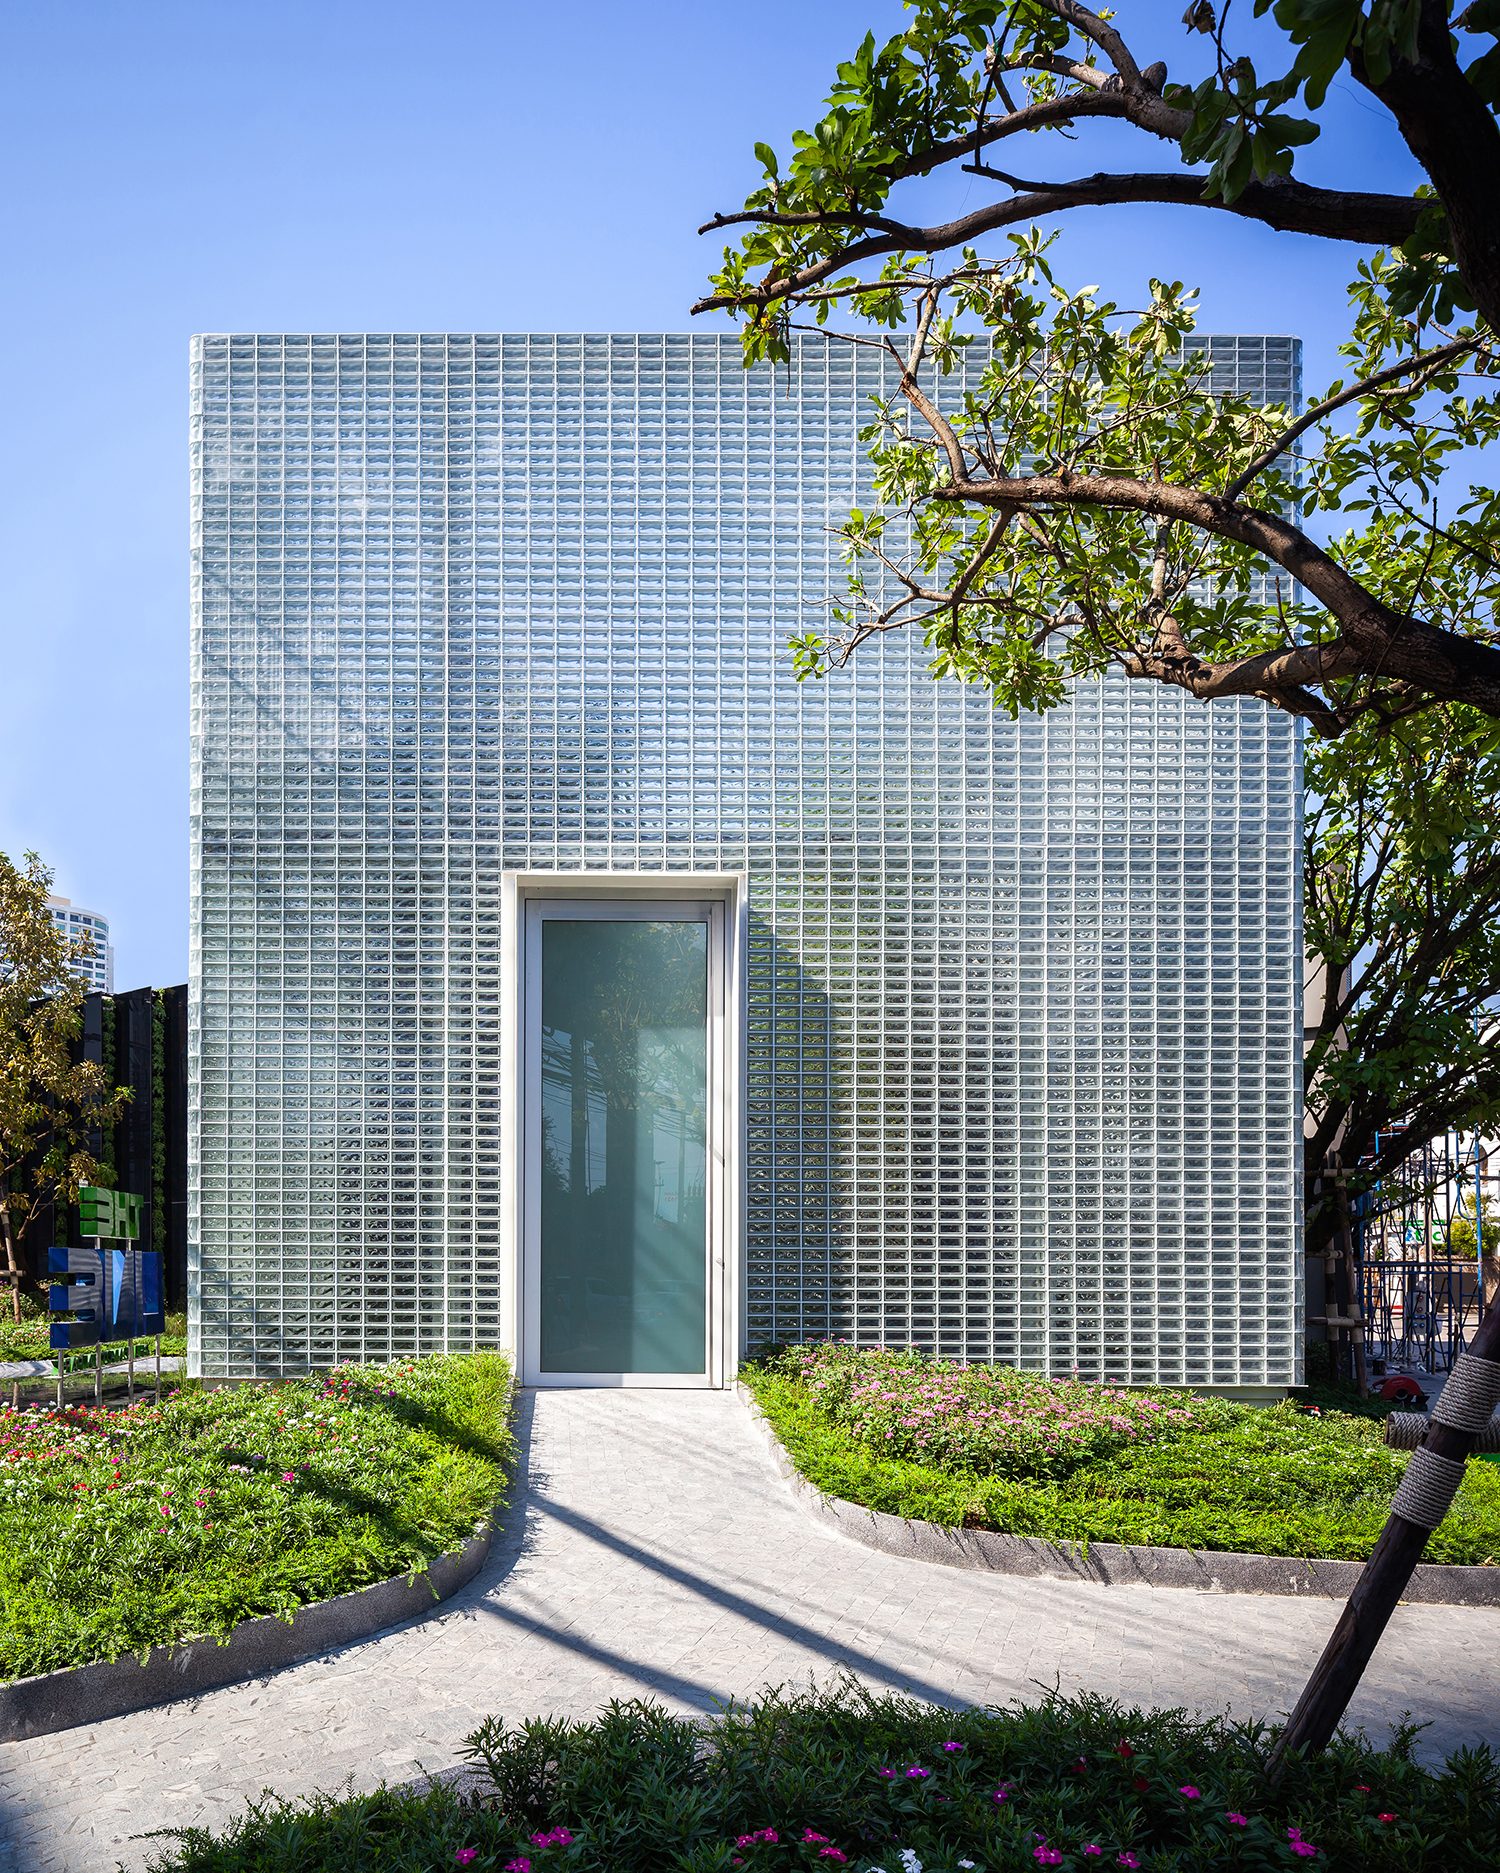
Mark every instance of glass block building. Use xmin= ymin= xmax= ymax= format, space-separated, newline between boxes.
xmin=189 ymin=331 xmax=1303 ymax=1391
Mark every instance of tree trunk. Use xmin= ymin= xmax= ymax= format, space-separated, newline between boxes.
xmin=0 ymin=1188 xmax=22 ymax=1326
xmin=1365 ymin=3 xmax=1500 ymax=338
xmin=1335 ymin=1177 xmax=1368 ymax=1399
xmin=1270 ymin=1298 xmax=1500 ymax=1767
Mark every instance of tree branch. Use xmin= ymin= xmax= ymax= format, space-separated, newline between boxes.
xmin=1117 ymin=639 xmax=1357 ymax=735
xmin=692 ymin=175 xmax=1425 ymax=316
xmin=1224 ymin=337 xmax=1482 ymax=501
xmin=932 ymin=469 xmax=1500 ymax=717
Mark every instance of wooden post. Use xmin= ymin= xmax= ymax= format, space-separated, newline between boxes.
xmin=1333 ymin=1168 xmax=1368 ymax=1398
xmin=1308 ymin=1158 xmax=1368 ymax=1395
xmin=1271 ymin=1300 xmax=1500 ymax=1767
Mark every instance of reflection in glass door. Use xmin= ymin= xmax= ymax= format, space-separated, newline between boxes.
xmin=525 ymin=904 xmax=718 ymax=1382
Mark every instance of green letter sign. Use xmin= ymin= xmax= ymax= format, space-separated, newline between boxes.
xmin=79 ymin=1186 xmax=144 ymax=1240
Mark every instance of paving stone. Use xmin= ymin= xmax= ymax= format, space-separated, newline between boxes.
xmin=3 ymin=1389 xmax=1499 ymax=1870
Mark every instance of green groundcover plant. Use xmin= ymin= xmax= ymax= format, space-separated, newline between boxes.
xmin=0 ymin=1351 xmax=512 ymax=1681
xmin=0 ymin=1288 xmax=189 ymax=1368
xmin=0 ymin=1308 xmax=190 ymax=1369
xmin=133 ymin=1679 xmax=1500 ymax=1872
xmin=742 ymin=1345 xmax=1500 ymax=1566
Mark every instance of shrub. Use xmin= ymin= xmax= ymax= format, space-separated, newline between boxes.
xmin=780 ymin=1342 xmax=1237 ymax=1482
xmin=134 ymin=1679 xmax=1500 ymax=1871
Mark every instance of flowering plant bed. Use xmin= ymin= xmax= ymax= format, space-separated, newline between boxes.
xmin=742 ymin=1344 xmax=1500 ymax=1566
xmin=134 ymin=1680 xmax=1498 ymax=1870
xmin=0 ymin=1352 xmax=512 ymax=1683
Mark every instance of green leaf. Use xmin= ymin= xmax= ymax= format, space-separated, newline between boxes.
xmin=1260 ymin=111 xmax=1321 ymax=147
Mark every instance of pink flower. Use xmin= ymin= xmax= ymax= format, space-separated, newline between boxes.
xmin=455 ymin=1855 xmax=478 ymax=1867
xmin=1034 ymin=1851 xmax=1063 ymax=1866
xmin=1226 ymin=1813 xmax=1248 ymax=1825
xmin=1353 ymin=1785 xmax=1370 ymax=1793
xmin=1378 ymin=1813 xmax=1397 ymax=1823
xmin=281 ymin=1471 xmax=295 ymax=1483
xmin=1291 ymin=1847 xmax=1317 ymax=1859
xmin=877 ymin=1768 xmax=896 ymax=1779
xmin=1178 ymin=1785 xmax=1200 ymax=1798
xmin=504 ymin=1862 xmax=531 ymax=1872
xmin=905 ymin=1766 xmax=931 ymax=1778
xmin=993 ymin=1784 xmax=1012 ymax=1802
xmin=801 ymin=1833 xmax=828 ymax=1844
xmin=940 ymin=1740 xmax=964 ymax=1752
xmin=1083 ymin=1850 xmax=1102 ymax=1858
xmin=1117 ymin=1858 xmax=1140 ymax=1869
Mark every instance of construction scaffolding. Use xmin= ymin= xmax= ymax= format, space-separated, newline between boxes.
xmin=1345 ymin=1128 xmax=1496 ymax=1376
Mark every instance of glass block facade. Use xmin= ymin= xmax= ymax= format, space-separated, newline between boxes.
xmin=189 ymin=332 xmax=1303 ymax=1386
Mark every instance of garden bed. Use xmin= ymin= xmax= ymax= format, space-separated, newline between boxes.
xmin=742 ymin=1344 xmax=1500 ymax=1566
xmin=133 ymin=1679 xmax=1499 ymax=1871
xmin=0 ymin=1307 xmax=189 ymax=1371
xmin=0 ymin=1351 xmax=512 ymax=1683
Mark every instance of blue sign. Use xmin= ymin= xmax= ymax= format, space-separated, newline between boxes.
xmin=49 ymin=1245 xmax=105 ymax=1348
xmin=49 ymin=1245 xmax=164 ymax=1349
xmin=113 ymin=1247 xmax=164 ymax=1337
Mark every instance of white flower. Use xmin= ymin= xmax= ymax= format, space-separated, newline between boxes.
xmin=898 ymin=1853 xmax=923 ymax=1873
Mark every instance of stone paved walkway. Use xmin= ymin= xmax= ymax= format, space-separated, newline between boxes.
xmin=4 ymin=1389 xmax=1498 ymax=1871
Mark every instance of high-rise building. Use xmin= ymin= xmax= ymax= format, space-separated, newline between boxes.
xmin=189 ymin=332 xmax=1303 ymax=1391
xmin=46 ymin=895 xmax=114 ymax=993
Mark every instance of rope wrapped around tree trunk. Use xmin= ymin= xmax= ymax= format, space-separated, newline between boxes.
xmin=1385 ymin=1409 xmax=1500 ymax=1451
xmin=1431 ymin=1352 xmax=1500 ymax=1432
xmin=1389 ymin=1445 xmax=1470 ymax=1530
xmin=1273 ymin=1307 xmax=1500 ymax=1767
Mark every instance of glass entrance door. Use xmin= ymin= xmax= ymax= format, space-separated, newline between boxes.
xmin=522 ymin=901 xmax=721 ymax=1385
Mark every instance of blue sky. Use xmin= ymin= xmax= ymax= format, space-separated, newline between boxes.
xmin=0 ymin=0 xmax=1425 ymax=988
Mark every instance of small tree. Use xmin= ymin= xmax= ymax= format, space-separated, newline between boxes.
xmin=0 ymin=851 xmax=130 ymax=1324
xmin=1448 ymin=1199 xmax=1496 ymax=1260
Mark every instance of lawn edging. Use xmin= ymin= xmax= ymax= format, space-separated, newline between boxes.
xmin=0 ymin=1511 xmax=496 ymax=1744
xmin=736 ymin=1382 xmax=1500 ymax=1607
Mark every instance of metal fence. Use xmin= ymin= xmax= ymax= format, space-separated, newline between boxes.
xmin=1354 ymin=1130 xmax=1493 ymax=1374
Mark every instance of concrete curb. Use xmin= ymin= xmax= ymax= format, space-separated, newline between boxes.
xmin=0 ymin=1513 xmax=498 ymax=1745
xmin=0 ymin=1370 xmax=519 ymax=1744
xmin=0 ymin=1516 xmax=497 ymax=1744
xmin=736 ymin=1383 xmax=1500 ymax=1606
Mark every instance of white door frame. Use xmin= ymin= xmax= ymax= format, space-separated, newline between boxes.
xmin=500 ymin=872 xmax=746 ymax=1388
